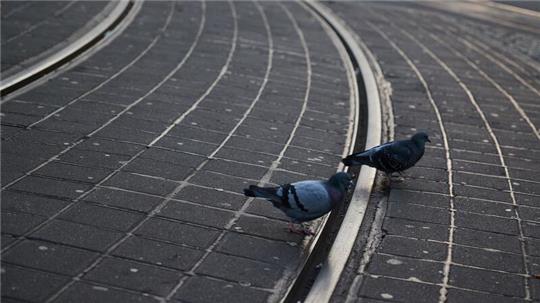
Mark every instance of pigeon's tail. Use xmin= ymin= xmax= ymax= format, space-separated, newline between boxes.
xmin=342 ymin=153 xmax=371 ymax=166
xmin=243 ymin=185 xmax=279 ymax=200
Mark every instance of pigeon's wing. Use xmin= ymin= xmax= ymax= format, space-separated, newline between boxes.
xmin=283 ymin=181 xmax=332 ymax=222
xmin=376 ymin=141 xmax=414 ymax=172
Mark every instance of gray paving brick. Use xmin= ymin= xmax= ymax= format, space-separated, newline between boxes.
xmin=9 ymin=176 xmax=92 ymax=199
xmin=135 ymin=217 xmax=218 ymax=249
xmin=387 ymin=202 xmax=449 ymax=225
xmin=523 ymin=221 xmax=540 ymax=239
xmin=453 ymin=245 xmax=524 ymax=273
xmin=528 ymin=238 xmax=540 ymax=257
xmin=2 ymin=211 xmax=46 ymax=235
xmin=159 ymin=200 xmax=234 ymax=229
xmin=75 ymin=138 xmax=144 ymax=156
xmin=2 ymin=240 xmax=98 ymax=276
xmin=59 ymin=202 xmax=144 ymax=232
xmin=449 ymin=265 xmax=525 ymax=297
xmin=103 ymin=172 xmax=178 ymax=196
xmin=58 ymin=149 xmax=132 ymax=170
xmin=446 ymin=288 xmax=525 ymax=303
xmin=1 ymin=264 xmax=70 ymax=303
xmin=388 ymin=189 xmax=450 ymax=209
xmin=189 ymin=170 xmax=252 ymax=193
xmin=53 ymin=281 xmax=159 ymax=303
xmin=366 ymin=253 xmax=443 ymax=284
xmin=382 ymin=217 xmax=450 ymax=242
xmin=84 ymin=257 xmax=179 ymax=296
xmin=173 ymin=185 xmax=245 ymax=210
xmin=123 ymin=157 xmax=194 ymax=181
xmin=196 ymin=252 xmax=282 ymax=288
xmin=139 ymin=148 xmax=206 ymax=168
xmin=32 ymin=219 xmax=124 ymax=252
xmin=1 ymin=191 xmax=68 ymax=217
xmin=84 ymin=187 xmax=162 ymax=213
xmin=455 ymin=197 xmax=515 ymax=218
xmin=153 ymin=136 xmax=218 ymax=157
xmin=232 ymin=215 xmax=303 ymax=243
xmin=455 ymin=211 xmax=519 ymax=235
xmin=174 ymin=275 xmax=269 ymax=303
xmin=454 ymin=184 xmax=513 ymax=203
xmin=378 ymin=235 xmax=448 ymax=261
xmin=358 ymin=276 xmax=439 ymax=303
xmin=217 ymin=232 xmax=300 ymax=267
xmin=33 ymin=162 xmax=112 ymax=184
xmin=112 ymin=236 xmax=203 ymax=270
xmin=454 ymin=227 xmax=523 ymax=254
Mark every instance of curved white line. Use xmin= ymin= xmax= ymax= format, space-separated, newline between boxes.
xmin=395 ymin=23 xmax=532 ymax=302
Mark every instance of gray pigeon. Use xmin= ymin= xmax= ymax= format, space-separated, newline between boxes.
xmin=342 ymin=132 xmax=430 ymax=174
xmin=243 ymin=172 xmax=353 ymax=235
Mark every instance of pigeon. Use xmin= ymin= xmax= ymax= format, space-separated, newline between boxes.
xmin=243 ymin=172 xmax=353 ymax=235
xmin=342 ymin=132 xmax=430 ymax=175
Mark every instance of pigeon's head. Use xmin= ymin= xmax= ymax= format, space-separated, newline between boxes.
xmin=411 ymin=132 xmax=431 ymax=146
xmin=329 ymin=172 xmax=353 ymax=192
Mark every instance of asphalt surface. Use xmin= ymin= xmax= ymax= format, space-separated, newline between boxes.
xmin=1 ymin=2 xmax=352 ymax=302
xmin=325 ymin=2 xmax=540 ymax=303
xmin=1 ymin=1 xmax=540 ymax=303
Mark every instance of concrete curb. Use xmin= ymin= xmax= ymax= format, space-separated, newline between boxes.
xmin=303 ymin=3 xmax=383 ymax=303
xmin=0 ymin=1 xmax=133 ymax=97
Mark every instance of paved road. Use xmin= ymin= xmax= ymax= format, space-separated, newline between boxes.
xmin=1 ymin=2 xmax=352 ymax=302
xmin=1 ymin=1 xmax=111 ymax=77
xmin=326 ymin=2 xmax=540 ymax=303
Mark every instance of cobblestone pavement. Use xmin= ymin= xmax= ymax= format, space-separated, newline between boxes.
xmin=326 ymin=2 xmax=540 ymax=303
xmin=1 ymin=2 xmax=352 ymax=302
xmin=1 ymin=1 xmax=111 ymax=77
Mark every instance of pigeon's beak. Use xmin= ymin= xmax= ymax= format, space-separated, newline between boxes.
xmin=427 ymin=138 xmax=431 ymax=143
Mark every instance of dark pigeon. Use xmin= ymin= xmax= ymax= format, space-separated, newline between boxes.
xmin=342 ymin=132 xmax=430 ymax=174
xmin=244 ymin=172 xmax=353 ymax=235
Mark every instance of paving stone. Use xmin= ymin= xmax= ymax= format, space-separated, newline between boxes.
xmin=2 ymin=190 xmax=67 ymax=219
xmin=382 ymin=217 xmax=450 ymax=242
xmin=173 ymin=185 xmax=246 ymax=210
xmin=232 ymin=215 xmax=303 ymax=243
xmin=453 ymin=245 xmax=524 ymax=273
xmin=455 ymin=211 xmax=519 ymax=235
xmin=33 ymin=162 xmax=112 ymax=184
xmin=53 ymin=281 xmax=159 ymax=303
xmin=1 ymin=211 xmax=46 ymax=236
xmin=204 ymin=159 xmax=268 ymax=180
xmin=1 ymin=264 xmax=70 ymax=303
xmin=112 ymin=236 xmax=203 ymax=270
xmin=153 ymin=135 xmax=218 ymax=156
xmin=387 ymin=202 xmax=449 ymax=225
xmin=378 ymin=235 xmax=448 ymax=261
xmin=189 ymin=170 xmax=252 ymax=193
xmin=366 ymin=253 xmax=443 ymax=284
xmin=9 ymin=176 xmax=92 ymax=199
xmin=58 ymin=149 xmax=133 ymax=170
xmin=217 ymin=231 xmax=300 ymax=267
xmin=84 ymin=257 xmax=179 ymax=296
xmin=528 ymin=238 xmax=540 ymax=257
xmin=449 ymin=265 xmax=525 ymax=297
xmin=196 ymin=252 xmax=282 ymax=289
xmin=123 ymin=157 xmax=194 ymax=181
xmin=32 ymin=219 xmax=124 ymax=252
xmin=388 ymin=189 xmax=450 ymax=209
xmin=59 ymin=202 xmax=144 ymax=232
xmin=2 ymin=240 xmax=98 ymax=276
xmin=454 ymin=197 xmax=516 ymax=218
xmin=523 ymin=221 xmax=540 ymax=239
xmin=75 ymin=138 xmax=145 ymax=156
xmin=174 ymin=275 xmax=270 ymax=303
xmin=446 ymin=288 xmax=525 ymax=303
xmin=454 ymin=227 xmax=523 ymax=254
xmin=358 ymin=276 xmax=439 ymax=303
xmin=103 ymin=172 xmax=178 ymax=196
xmin=83 ymin=187 xmax=163 ymax=213
xmin=158 ymin=200 xmax=234 ymax=229
xmin=139 ymin=148 xmax=206 ymax=168
xmin=135 ymin=217 xmax=218 ymax=249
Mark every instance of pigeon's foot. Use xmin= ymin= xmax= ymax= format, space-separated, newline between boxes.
xmin=288 ymin=223 xmax=314 ymax=236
